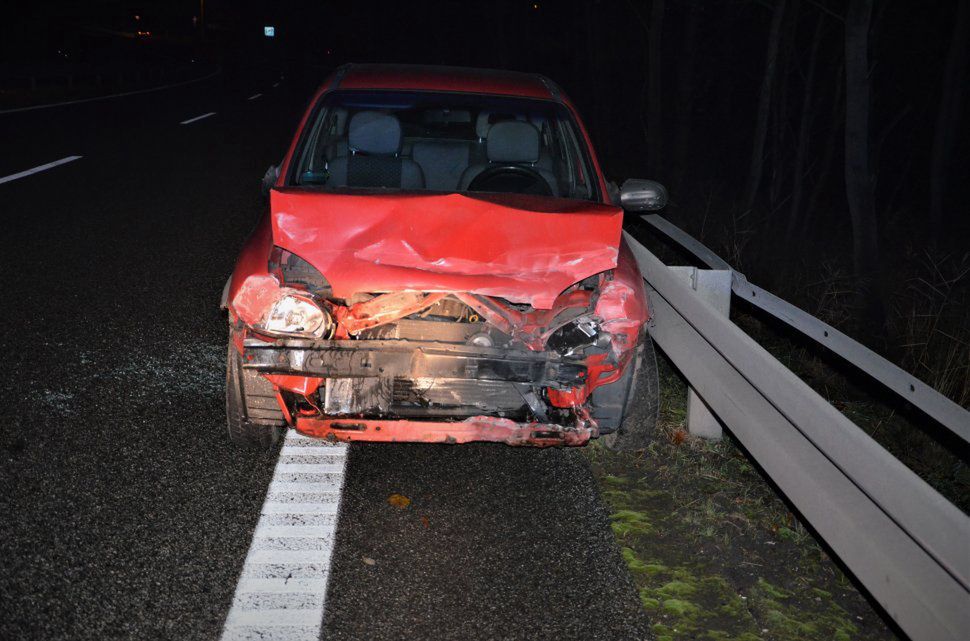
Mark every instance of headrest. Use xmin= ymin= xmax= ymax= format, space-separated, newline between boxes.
xmin=349 ymin=111 xmax=402 ymax=155
xmin=486 ymin=121 xmax=540 ymax=164
xmin=476 ymin=112 xmax=528 ymax=141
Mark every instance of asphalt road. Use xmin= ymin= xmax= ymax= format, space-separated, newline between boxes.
xmin=0 ymin=72 xmax=651 ymax=640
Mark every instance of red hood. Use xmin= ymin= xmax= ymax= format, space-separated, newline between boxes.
xmin=269 ymin=190 xmax=623 ymax=309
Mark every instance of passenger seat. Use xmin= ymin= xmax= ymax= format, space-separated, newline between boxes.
xmin=326 ymin=112 xmax=425 ymax=189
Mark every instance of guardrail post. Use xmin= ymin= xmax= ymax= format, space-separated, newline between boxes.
xmin=667 ymin=266 xmax=732 ymax=440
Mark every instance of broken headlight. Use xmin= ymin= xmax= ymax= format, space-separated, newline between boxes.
xmin=258 ymin=293 xmax=334 ymax=338
xmin=547 ymin=316 xmax=609 ymax=356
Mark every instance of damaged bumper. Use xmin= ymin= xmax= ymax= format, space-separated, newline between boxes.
xmin=295 ymin=416 xmax=593 ymax=447
xmin=242 ymin=337 xmax=596 ymax=446
xmin=244 ymin=339 xmax=586 ymax=385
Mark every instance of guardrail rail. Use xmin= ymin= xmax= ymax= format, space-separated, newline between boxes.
xmin=626 ymin=215 xmax=970 ymax=641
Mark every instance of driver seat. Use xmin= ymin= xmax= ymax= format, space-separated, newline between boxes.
xmin=458 ymin=121 xmax=558 ymax=196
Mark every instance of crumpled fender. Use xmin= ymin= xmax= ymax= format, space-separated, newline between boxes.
xmin=546 ymin=239 xmax=649 ymax=408
xmin=595 ymin=238 xmax=649 ymax=357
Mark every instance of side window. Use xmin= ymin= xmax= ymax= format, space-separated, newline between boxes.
xmin=297 ymin=109 xmax=340 ymax=185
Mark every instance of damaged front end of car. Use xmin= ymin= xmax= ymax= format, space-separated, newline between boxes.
xmin=228 ymin=252 xmax=646 ymax=447
xmin=225 ymin=191 xmax=648 ymax=447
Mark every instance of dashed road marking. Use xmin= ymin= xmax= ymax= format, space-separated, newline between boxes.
xmin=180 ymin=111 xmax=216 ymax=125
xmin=0 ymin=156 xmax=82 ymax=185
xmin=0 ymin=70 xmax=220 ymax=115
xmin=247 ymin=93 xmax=263 ymax=101
xmin=221 ymin=430 xmax=348 ymax=641
xmin=272 ymin=82 xmax=280 ymax=88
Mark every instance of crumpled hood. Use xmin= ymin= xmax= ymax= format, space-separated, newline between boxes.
xmin=269 ymin=190 xmax=623 ymax=309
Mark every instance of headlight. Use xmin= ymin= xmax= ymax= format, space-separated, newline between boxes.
xmin=258 ymin=293 xmax=334 ymax=338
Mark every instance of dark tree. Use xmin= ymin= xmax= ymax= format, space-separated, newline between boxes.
xmin=786 ymin=8 xmax=826 ymax=244
xmin=929 ymin=0 xmax=969 ymax=244
xmin=647 ymin=0 xmax=665 ymax=176
xmin=844 ymin=0 xmax=884 ymax=331
xmin=743 ymin=0 xmax=788 ymax=213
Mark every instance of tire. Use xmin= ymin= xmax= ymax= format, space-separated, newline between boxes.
xmin=597 ymin=332 xmax=660 ymax=451
xmin=226 ymin=339 xmax=285 ymax=450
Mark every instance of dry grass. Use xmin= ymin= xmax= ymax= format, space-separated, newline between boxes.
xmin=893 ymin=251 xmax=970 ymax=407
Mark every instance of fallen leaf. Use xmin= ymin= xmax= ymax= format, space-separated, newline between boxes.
xmin=387 ymin=493 xmax=411 ymax=509
xmin=362 ymin=557 xmax=376 ymax=566
xmin=420 ymin=515 xmax=430 ymax=529
xmin=671 ymin=429 xmax=687 ymax=445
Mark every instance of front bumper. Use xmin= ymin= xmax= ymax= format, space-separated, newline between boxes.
xmin=242 ymin=337 xmax=594 ymax=446
xmin=242 ymin=338 xmax=586 ymax=384
xmin=295 ymin=415 xmax=593 ymax=447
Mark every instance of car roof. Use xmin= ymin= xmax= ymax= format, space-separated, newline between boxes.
xmin=328 ymin=64 xmax=560 ymax=101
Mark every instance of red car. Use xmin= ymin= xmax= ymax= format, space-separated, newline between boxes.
xmin=223 ymin=64 xmax=667 ymax=450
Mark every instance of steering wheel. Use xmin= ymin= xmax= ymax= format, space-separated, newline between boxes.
xmin=467 ymin=165 xmax=553 ymax=197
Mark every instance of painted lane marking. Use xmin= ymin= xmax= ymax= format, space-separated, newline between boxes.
xmin=0 ymin=156 xmax=82 ymax=185
xmin=247 ymin=93 xmax=263 ymax=101
xmin=0 ymin=70 xmax=220 ymax=115
xmin=272 ymin=82 xmax=280 ymax=88
xmin=180 ymin=111 xmax=216 ymax=125
xmin=221 ymin=430 xmax=348 ymax=641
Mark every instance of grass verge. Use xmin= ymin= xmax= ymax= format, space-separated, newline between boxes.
xmin=585 ymin=356 xmax=899 ymax=641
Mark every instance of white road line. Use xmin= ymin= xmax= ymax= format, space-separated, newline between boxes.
xmin=275 ymin=463 xmax=345 ymax=473
xmin=235 ymin=578 xmax=329 ymax=593
xmin=0 ymin=156 xmax=82 ymax=185
xmin=0 ymin=70 xmax=221 ymax=115
xmin=268 ymin=480 xmax=343 ymax=494
xmin=221 ymin=430 xmax=348 ymax=641
xmin=180 ymin=111 xmax=216 ymax=125
xmin=247 ymin=93 xmax=263 ymax=101
xmin=281 ymin=442 xmax=348 ymax=452
xmin=272 ymin=82 xmax=280 ymax=88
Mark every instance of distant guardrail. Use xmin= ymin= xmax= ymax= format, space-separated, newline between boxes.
xmin=627 ymin=215 xmax=970 ymax=641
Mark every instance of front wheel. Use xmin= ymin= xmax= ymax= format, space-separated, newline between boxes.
xmin=596 ymin=332 xmax=660 ymax=451
xmin=226 ymin=338 xmax=285 ymax=450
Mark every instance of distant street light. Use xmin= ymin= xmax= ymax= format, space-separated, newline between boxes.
xmin=264 ymin=26 xmax=276 ymax=37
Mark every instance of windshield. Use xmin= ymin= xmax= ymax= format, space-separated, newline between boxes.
xmin=290 ymin=90 xmax=599 ymax=202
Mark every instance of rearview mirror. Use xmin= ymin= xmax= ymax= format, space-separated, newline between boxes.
xmin=620 ymin=179 xmax=668 ymax=211
xmin=261 ymin=165 xmax=280 ymax=198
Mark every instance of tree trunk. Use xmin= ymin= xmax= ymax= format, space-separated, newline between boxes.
xmin=844 ymin=0 xmax=884 ymax=332
xmin=647 ymin=0 xmax=665 ymax=177
xmin=743 ymin=0 xmax=788 ymax=213
xmin=929 ymin=0 xmax=969 ymax=245
xmin=769 ymin=0 xmax=799 ymax=211
xmin=673 ymin=2 xmax=700 ymax=196
xmin=786 ymin=10 xmax=826 ymax=244
xmin=804 ymin=63 xmax=843 ymax=239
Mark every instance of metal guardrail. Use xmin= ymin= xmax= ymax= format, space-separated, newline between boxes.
xmin=625 ymin=219 xmax=970 ymax=641
xmin=640 ymin=214 xmax=970 ymax=444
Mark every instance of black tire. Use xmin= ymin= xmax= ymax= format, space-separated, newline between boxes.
xmin=597 ymin=333 xmax=660 ymax=451
xmin=226 ymin=339 xmax=285 ymax=450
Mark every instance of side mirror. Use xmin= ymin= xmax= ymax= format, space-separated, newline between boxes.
xmin=619 ymin=179 xmax=668 ymax=211
xmin=261 ymin=165 xmax=280 ymax=198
